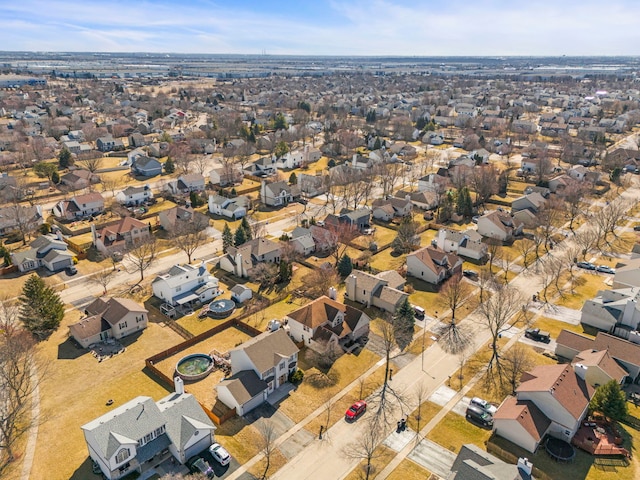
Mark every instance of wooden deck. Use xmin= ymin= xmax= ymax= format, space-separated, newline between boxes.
xmin=572 ymin=422 xmax=630 ymax=458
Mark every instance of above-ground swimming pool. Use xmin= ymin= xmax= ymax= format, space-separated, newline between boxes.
xmin=208 ymin=299 xmax=236 ymax=318
xmin=175 ymin=353 xmax=214 ymax=381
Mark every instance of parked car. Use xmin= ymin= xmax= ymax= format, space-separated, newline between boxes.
xmin=466 ymin=405 xmax=493 ymax=427
xmin=524 ymin=328 xmax=551 ymax=343
xmin=65 ymin=265 xmax=78 ymax=275
xmin=412 ymin=305 xmax=426 ymax=318
xmin=187 ymin=457 xmax=214 ymax=478
xmin=462 ymin=269 xmax=478 ymax=279
xmin=634 ymin=225 xmax=640 ymax=231
xmin=576 ymin=261 xmax=596 ymax=270
xmin=345 ymin=400 xmax=367 ymax=421
xmin=596 ymin=265 xmax=616 ymax=274
xmin=470 ymin=397 xmax=498 ymax=415
xmin=209 ymin=442 xmax=231 ymax=466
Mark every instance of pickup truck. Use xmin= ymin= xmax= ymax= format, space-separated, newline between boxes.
xmin=525 ymin=328 xmax=551 ymax=343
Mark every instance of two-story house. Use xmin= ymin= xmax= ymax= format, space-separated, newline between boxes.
xmin=219 ymin=238 xmax=282 ymax=278
xmin=60 ymin=169 xmax=99 ymax=190
xmin=372 ymin=197 xmax=413 ymax=221
xmin=96 ymin=135 xmax=124 ymax=152
xmin=476 ymin=210 xmax=524 ymax=242
xmin=406 ymin=246 xmax=463 ymax=285
xmin=216 ymin=329 xmax=299 ymax=415
xmin=285 ymin=295 xmax=371 ymax=353
xmin=511 ymin=192 xmax=546 ymax=214
xmin=52 ymin=192 xmax=105 ymax=220
xmin=165 ymin=174 xmax=206 ymax=195
xmin=209 ymin=165 xmax=243 ymax=187
xmin=151 ymin=263 xmax=221 ymax=307
xmin=580 ymin=287 xmax=640 ymax=336
xmin=92 ymin=217 xmax=151 ymax=255
xmin=344 ymin=270 xmax=408 ymax=314
xmin=11 ymin=233 xmax=74 ymax=273
xmin=131 ymin=156 xmax=163 ymax=177
xmin=208 ymin=194 xmax=248 ymax=220
xmin=69 ymin=297 xmax=148 ymax=348
xmin=289 ymin=227 xmax=316 ymax=256
xmin=260 ymin=180 xmax=300 ymax=207
xmin=158 ymin=206 xmax=209 ymax=233
xmin=115 ymin=185 xmax=153 ymax=206
xmin=436 ymin=228 xmax=487 ymax=261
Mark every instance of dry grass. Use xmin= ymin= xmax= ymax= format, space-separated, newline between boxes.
xmin=405 ymin=400 xmax=442 ymax=433
xmin=386 ymin=459 xmax=433 ymax=480
xmin=370 ymin=248 xmax=406 ymax=272
xmin=247 ymin=448 xmax=288 ymax=479
xmin=448 ymin=337 xmax=508 ymax=392
xmin=426 ymin=411 xmax=493 ymax=454
xmin=343 ymin=444 xmax=396 ymax=480
xmin=406 ymin=278 xmax=441 ymax=317
xmin=531 ymin=316 xmax=590 ymax=340
xmin=555 ymin=273 xmax=607 ymax=310
xmin=213 ymin=416 xmax=262 ymax=464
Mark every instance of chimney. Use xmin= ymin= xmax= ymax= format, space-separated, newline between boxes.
xmin=328 ymin=286 xmax=337 ymax=300
xmin=517 ymin=457 xmax=533 ymax=476
xmin=174 ymin=376 xmax=185 ymax=395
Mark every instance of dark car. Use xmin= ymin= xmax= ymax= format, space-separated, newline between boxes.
xmin=525 ymin=328 xmax=551 ymax=343
xmin=65 ymin=265 xmax=78 ymax=275
xmin=345 ymin=400 xmax=367 ymax=421
xmin=462 ymin=269 xmax=478 ymax=279
xmin=187 ymin=457 xmax=214 ymax=478
xmin=576 ymin=261 xmax=596 ymax=270
xmin=466 ymin=405 xmax=493 ymax=427
xmin=634 ymin=225 xmax=640 ymax=231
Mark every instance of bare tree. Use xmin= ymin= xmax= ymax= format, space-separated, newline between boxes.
xmin=515 ymin=237 xmax=536 ymax=271
xmin=249 ymin=262 xmax=279 ymax=291
xmin=190 ymin=155 xmax=209 ymax=176
xmin=501 ymin=343 xmax=534 ymax=394
xmin=413 ymin=381 xmax=428 ymax=443
xmin=436 ymin=274 xmax=473 ymax=355
xmin=344 ymin=419 xmax=383 ymax=480
xmin=77 ymin=152 xmax=103 ymax=173
xmin=300 ymin=264 xmax=339 ymax=298
xmin=314 ymin=222 xmax=358 ymax=267
xmin=124 ymin=238 xmax=158 ymax=283
xmin=257 ymin=420 xmax=278 ymax=480
xmin=171 ymin=217 xmax=209 ymax=263
xmin=537 ymin=196 xmax=564 ymax=251
xmin=89 ymin=268 xmax=116 ymax=295
xmin=486 ymin=238 xmax=503 ymax=275
xmin=559 ymin=179 xmax=589 ymax=232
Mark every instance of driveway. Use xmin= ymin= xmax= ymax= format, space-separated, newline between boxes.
xmin=407 ymin=438 xmax=456 ymax=478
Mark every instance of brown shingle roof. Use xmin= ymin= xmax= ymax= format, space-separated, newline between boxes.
xmin=218 ymin=370 xmax=267 ymax=405
xmin=574 ymin=349 xmax=629 ymax=381
xmin=593 ymin=332 xmax=640 ymax=368
xmin=494 ymin=396 xmax=550 ymax=442
xmin=232 ymin=329 xmax=298 ymax=375
xmin=556 ymin=329 xmax=595 ymax=357
xmin=287 ymin=295 xmax=346 ymax=329
xmin=68 ymin=315 xmax=109 ymax=340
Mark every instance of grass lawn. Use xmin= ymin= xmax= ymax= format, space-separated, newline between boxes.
xmin=449 ymin=337 xmax=508 ymax=392
xmin=213 ymin=416 xmax=263 ymax=464
xmin=386 ymin=459 xmax=432 ymax=480
xmin=278 ymin=347 xmax=381 ymax=423
xmin=555 ymin=273 xmax=607 ymax=310
xmin=370 ymin=248 xmax=406 ymax=272
xmin=405 ymin=400 xmax=442 ymax=433
xmin=427 ymin=411 xmax=493 ymax=454
xmin=407 ymin=278 xmax=441 ymax=317
xmin=352 ymin=225 xmax=396 ymax=249
xmin=343 ymin=444 xmax=396 ymax=480
xmin=247 ymin=449 xmax=288 ymax=479
xmin=419 ymin=228 xmax=438 ymax=247
xmin=531 ymin=316 xmax=591 ymax=340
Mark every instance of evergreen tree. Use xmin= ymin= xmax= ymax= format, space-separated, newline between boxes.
xmin=274 ymin=113 xmax=288 ymax=130
xmin=337 ymin=254 xmax=353 ymax=277
xmin=589 ymin=380 xmax=628 ymax=423
xmin=373 ymin=137 xmax=382 ymax=150
xmin=328 ymin=158 xmax=336 ymax=168
xmin=438 ymin=191 xmax=455 ymax=223
xmin=395 ymin=297 xmax=415 ymax=341
xmin=456 ymin=187 xmax=473 ymax=218
xmin=279 ymin=260 xmax=293 ymax=283
xmin=392 ymin=218 xmax=420 ymax=254
xmin=51 ymin=170 xmax=60 ymax=184
xmin=274 ymin=141 xmax=289 ymax=159
xmin=365 ymin=109 xmax=377 ymax=123
xmin=240 ymin=216 xmax=252 ymax=240
xmin=164 ymin=157 xmax=176 ymax=174
xmin=19 ymin=275 xmax=64 ymax=338
xmin=498 ymin=171 xmax=509 ymax=195
xmin=222 ymin=224 xmax=233 ymax=253
xmin=415 ymin=116 xmax=428 ymax=131
xmin=234 ymin=226 xmax=247 ymax=246
xmin=189 ymin=191 xmax=204 ymax=207
xmin=289 ymin=172 xmax=297 ymax=185
xmin=58 ymin=147 xmax=72 ymax=169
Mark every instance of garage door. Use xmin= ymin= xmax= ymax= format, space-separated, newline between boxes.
xmin=52 ymin=260 xmax=70 ymax=271
xmin=242 ymin=394 xmax=265 ymax=415
xmin=184 ymin=432 xmax=211 ymax=460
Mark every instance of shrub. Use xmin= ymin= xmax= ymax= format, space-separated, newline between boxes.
xmin=289 ymin=369 xmax=304 ymax=384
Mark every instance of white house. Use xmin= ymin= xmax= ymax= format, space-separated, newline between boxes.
xmin=476 ymin=210 xmax=524 ymax=242
xmin=209 ymin=165 xmax=243 ymax=187
xmin=10 ymin=233 xmax=74 ymax=273
xmin=260 ymin=180 xmax=300 ymax=207
xmin=81 ymin=380 xmax=216 ymax=479
xmin=219 ymin=238 xmax=282 ymax=278
xmin=230 ymin=284 xmax=253 ymax=304
xmin=115 ymin=185 xmax=153 ymax=206
xmin=165 ymin=174 xmax=206 ymax=195
xmin=436 ymin=228 xmax=487 ymax=260
xmin=151 ymin=263 xmax=221 ymax=307
xmin=511 ymin=192 xmax=546 ymax=214
xmin=68 ymin=297 xmax=148 ymax=348
xmin=52 ymin=192 xmax=105 ymax=220
xmin=344 ymin=270 xmax=408 ymax=314
xmin=289 ymin=227 xmax=316 ymax=256
xmin=216 ymin=329 xmax=298 ymax=415
xmin=406 ymin=246 xmax=463 ymax=285
xmin=208 ymin=194 xmax=248 ymax=219
xmin=580 ymin=287 xmax=640 ymax=336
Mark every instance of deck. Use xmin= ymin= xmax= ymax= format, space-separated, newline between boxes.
xmin=572 ymin=422 xmax=630 ymax=458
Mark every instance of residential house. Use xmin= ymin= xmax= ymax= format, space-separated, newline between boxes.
xmin=298 ymin=173 xmax=327 ymax=198
xmin=216 ymin=329 xmax=298 ymax=415
xmin=63 ymin=140 xmax=82 ymax=154
xmin=260 ymin=180 xmax=300 ymax=207
xmin=92 ymin=217 xmax=151 ymax=255
xmin=81 ymin=382 xmax=216 ymax=479
xmin=511 ymin=192 xmax=546 ymax=214
xmin=209 ymin=165 xmax=243 ymax=187
xmin=60 ymin=169 xmax=99 ymax=190
xmin=345 ymin=269 xmax=408 ymax=314
xmin=219 ymin=238 xmax=282 ymax=278
xmin=151 ymin=263 xmax=221 ymax=307
xmin=131 ymin=156 xmax=163 ymax=177
xmin=448 ymin=444 xmax=535 ymax=480
xmin=572 ymin=348 xmax=628 ymax=388
xmin=477 ymin=210 xmax=524 ymax=242
xmin=436 ymin=228 xmax=487 ymax=261
xmin=548 ymin=174 xmax=572 ymax=193
xmin=580 ymin=287 xmax=640 ymax=338
xmin=165 ymin=174 xmax=206 ymax=195
xmin=492 ymin=364 xmax=594 ymax=453
xmin=394 ymin=189 xmax=438 ymax=210
xmin=158 ymin=206 xmax=209 ymax=232
xmin=417 ymin=172 xmax=449 ymax=193
xmin=11 ymin=233 xmax=74 ymax=273
xmin=612 ymin=256 xmax=640 ymax=289
xmin=127 ymin=133 xmax=146 ymax=148
xmin=0 ymin=204 xmax=42 ymax=236
xmin=520 ymin=158 xmax=551 ymax=176
xmin=69 ymin=297 xmax=148 ymax=348
xmin=115 ymin=185 xmax=152 ymax=206
xmin=285 ymin=295 xmax=371 ymax=353
xmin=289 ymin=227 xmax=316 ymax=256
xmin=208 ymin=194 xmax=248 ymax=220
xmin=406 ymin=246 xmax=463 ymax=285
xmin=248 ymin=157 xmax=276 ymax=176
xmin=371 ymin=197 xmax=413 ymax=221
xmin=329 ymin=208 xmax=371 ymax=231
xmin=52 ymin=192 xmax=105 ymax=220
xmin=230 ymin=284 xmax=253 ymax=304
xmin=96 ymin=135 xmax=124 ymax=152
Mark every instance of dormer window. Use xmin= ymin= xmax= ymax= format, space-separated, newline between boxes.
xmin=115 ymin=448 xmax=130 ymax=464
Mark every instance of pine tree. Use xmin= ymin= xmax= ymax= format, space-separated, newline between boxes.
xmin=373 ymin=137 xmax=382 ymax=150
xmin=19 ymin=275 xmax=64 ymax=338
xmin=589 ymin=380 xmax=628 ymax=423
xmin=289 ymin=172 xmax=297 ymax=185
xmin=234 ymin=226 xmax=247 ymax=246
xmin=164 ymin=157 xmax=175 ymax=174
xmin=337 ymin=254 xmax=353 ymax=277
xmin=438 ymin=191 xmax=455 ymax=223
xmin=222 ymin=224 xmax=233 ymax=253
xmin=58 ymin=147 xmax=72 ymax=169
xmin=240 ymin=216 xmax=252 ymax=240
xmin=279 ymin=260 xmax=293 ymax=283
xmin=456 ymin=187 xmax=473 ymax=218
xmin=395 ymin=297 xmax=415 ymax=342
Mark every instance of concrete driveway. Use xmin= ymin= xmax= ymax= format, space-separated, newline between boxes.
xmin=407 ymin=438 xmax=456 ymax=478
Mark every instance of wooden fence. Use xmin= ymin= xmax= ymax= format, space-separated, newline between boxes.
xmin=486 ymin=441 xmax=552 ymax=480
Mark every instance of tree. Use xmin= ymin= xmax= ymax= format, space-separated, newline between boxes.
xmin=289 ymin=172 xmax=297 ymax=185
xmin=58 ymin=147 xmax=72 ymax=169
xmin=78 ymin=154 xmax=103 ymax=173
xmin=274 ymin=140 xmax=289 ymax=159
xmin=189 ymin=191 xmax=205 ymax=208
xmin=33 ymin=161 xmax=58 ymax=183
xmin=345 ymin=420 xmax=382 ymax=480
xmin=278 ymin=258 xmax=293 ymax=283
xmin=455 ymin=187 xmax=473 ymax=219
xmin=437 ymin=191 xmax=454 ymax=223
xmin=124 ymin=238 xmax=158 ymax=283
xmin=301 ymin=264 xmax=339 ymax=298
xmin=395 ymin=297 xmax=415 ymax=347
xmin=257 ymin=420 xmax=277 ymax=480
xmin=240 ymin=216 xmax=253 ymax=240
xmin=249 ymin=262 xmax=279 ymax=290
xmin=501 ymin=343 xmax=534 ymax=394
xmin=18 ymin=275 xmax=64 ymax=338
xmin=89 ymin=268 xmax=116 ymax=295
xmin=436 ymin=273 xmax=473 ymax=355
xmin=273 ymin=113 xmax=288 ymax=131
xmin=172 ymin=218 xmax=208 ymax=263
xmin=222 ymin=224 xmax=233 ymax=253
xmin=337 ymin=254 xmax=353 ymax=277
xmin=164 ymin=156 xmax=176 ymax=174
xmin=234 ymin=225 xmax=247 ymax=246
xmin=589 ymin=380 xmax=628 ymax=423
xmin=391 ymin=218 xmax=420 ymax=254
xmin=515 ymin=238 xmax=536 ymax=271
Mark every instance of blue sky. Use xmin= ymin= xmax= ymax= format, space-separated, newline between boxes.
xmin=2 ymin=0 xmax=639 ymax=55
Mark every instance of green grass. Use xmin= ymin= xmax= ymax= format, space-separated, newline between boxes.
xmin=427 ymin=411 xmax=493 ymax=454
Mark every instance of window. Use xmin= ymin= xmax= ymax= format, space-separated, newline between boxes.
xmin=279 ymin=362 xmax=285 ymax=371
xmin=119 ymin=321 xmax=128 ymax=329
xmin=264 ymin=367 xmax=274 ymax=378
xmin=115 ymin=448 xmax=130 ymax=464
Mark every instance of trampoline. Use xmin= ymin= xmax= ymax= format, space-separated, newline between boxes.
xmin=208 ymin=299 xmax=236 ymax=318
xmin=545 ymin=437 xmax=576 ymax=463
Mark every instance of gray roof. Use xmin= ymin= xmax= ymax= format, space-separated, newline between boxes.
xmin=157 ymin=392 xmax=216 ymax=449
xmin=449 ymin=444 xmax=532 ymax=480
xmin=218 ymin=370 xmax=267 ymax=405
xmin=85 ymin=297 xmax=148 ymax=326
xmin=232 ymin=329 xmax=298 ymax=374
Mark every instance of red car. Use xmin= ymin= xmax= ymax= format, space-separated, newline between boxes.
xmin=345 ymin=400 xmax=367 ymax=421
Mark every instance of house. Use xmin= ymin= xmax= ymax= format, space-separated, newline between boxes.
xmin=555 ymin=330 xmax=640 ymax=382
xmin=477 ymin=210 xmax=524 ymax=242
xmin=115 ymin=185 xmax=153 ymax=206
xmin=92 ymin=217 xmax=151 ymax=255
xmin=612 ymin=256 xmax=640 ymax=289
xmin=216 ymin=329 xmax=298 ymax=415
xmin=289 ymin=227 xmax=316 ymax=256
xmin=165 ymin=174 xmax=206 ymax=195
xmin=208 ymin=194 xmax=248 ymax=220
xmin=127 ymin=133 xmax=146 ymax=148
xmin=60 ymin=169 xmax=99 ymax=190
xmin=11 ymin=233 xmax=74 ymax=273
xmin=572 ymin=349 xmax=628 ymax=387
xmin=81 ymin=381 xmax=216 ymax=479
xmin=345 ymin=270 xmax=408 ymax=314
xmin=548 ymin=174 xmax=572 ymax=193
xmin=371 ymin=197 xmax=413 ymax=221
xmin=209 ymin=165 xmax=243 ymax=187
xmin=151 ymin=263 xmax=221 ymax=307
xmin=131 ymin=156 xmax=163 ymax=177
xmin=448 ymin=444 xmax=535 ymax=480
xmin=219 ymin=238 xmax=282 ymax=278
xmin=298 ymin=173 xmax=327 ymax=198
xmin=394 ymin=189 xmax=439 ymax=210
xmin=436 ymin=228 xmax=487 ymax=260
xmin=260 ymin=180 xmax=300 ymax=207
xmin=0 ymin=204 xmax=42 ymax=236
xmin=417 ymin=172 xmax=449 ymax=193
xmin=406 ymin=246 xmax=463 ymax=285
xmin=96 ymin=135 xmax=124 ymax=152
xmin=492 ymin=364 xmax=594 ymax=453
xmin=158 ymin=206 xmax=209 ymax=232
xmin=52 ymin=192 xmax=105 ymax=220
xmin=520 ymin=158 xmax=551 ymax=175
xmin=580 ymin=287 xmax=640 ymax=336
xmin=333 ymin=208 xmax=371 ymax=231
xmin=230 ymin=284 xmax=253 ymax=304
xmin=248 ymin=157 xmax=276 ymax=176
xmin=69 ymin=297 xmax=148 ymax=348
xmin=285 ymin=295 xmax=371 ymax=353
xmin=511 ymin=192 xmax=546 ymax=214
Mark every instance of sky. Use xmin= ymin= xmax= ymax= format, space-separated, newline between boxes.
xmin=2 ymin=0 xmax=640 ymax=56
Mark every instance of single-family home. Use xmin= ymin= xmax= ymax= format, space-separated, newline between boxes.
xmin=492 ymin=364 xmax=594 ymax=453
xmin=209 ymin=165 xmax=243 ymax=187
xmin=477 ymin=210 xmax=524 ymax=242
xmin=260 ymin=180 xmax=300 ymax=207
xmin=330 ymin=208 xmax=371 ymax=231
xmin=298 ymin=173 xmax=327 ymax=198
xmin=115 ymin=185 xmax=153 ymax=206
xmin=165 ymin=174 xmax=206 ymax=195
xmin=69 ymin=296 xmax=148 ymax=348
xmin=11 ymin=233 xmax=74 ymax=273
xmin=127 ymin=133 xmax=146 ymax=148
xmin=0 ymin=204 xmax=42 ymax=236
xmin=91 ymin=217 xmax=151 ymax=255
xmin=219 ymin=238 xmax=282 ymax=278
xmin=216 ymin=329 xmax=299 ymax=415
xmin=436 ymin=228 xmax=487 ymax=261
xmin=151 ymin=263 xmax=221 ymax=307
xmin=208 ymin=194 xmax=248 ymax=220
xmin=345 ymin=269 xmax=408 ymax=314
xmin=285 ymin=295 xmax=371 ymax=353
xmin=520 ymin=158 xmax=551 ymax=175
xmin=96 ymin=135 xmax=124 ymax=152
xmin=158 ymin=206 xmax=209 ymax=232
xmin=394 ymin=190 xmax=439 ymax=210
xmin=511 ymin=192 xmax=546 ymax=214
xmin=417 ymin=172 xmax=449 ymax=193
xmin=572 ymin=348 xmax=628 ymax=388
xmin=52 ymin=192 xmax=105 ymax=220
xmin=371 ymin=197 xmax=413 ymax=221
xmin=449 ymin=444 xmax=535 ymax=480
xmin=580 ymin=287 xmax=640 ymax=336
xmin=248 ymin=157 xmax=276 ymax=176
xmin=406 ymin=246 xmax=463 ymax=285
xmin=548 ymin=174 xmax=572 ymax=193
xmin=81 ymin=381 xmax=216 ymax=479
xmin=131 ymin=156 xmax=163 ymax=177
xmin=612 ymin=256 xmax=640 ymax=289
xmin=60 ymin=169 xmax=99 ymax=190
xmin=289 ymin=227 xmax=316 ymax=256
xmin=230 ymin=284 xmax=253 ymax=304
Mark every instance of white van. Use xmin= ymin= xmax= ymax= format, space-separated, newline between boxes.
xmin=412 ymin=305 xmax=425 ymax=318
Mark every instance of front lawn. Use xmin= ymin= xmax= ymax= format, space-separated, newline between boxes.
xmin=554 ymin=273 xmax=607 ymax=310
xmin=426 ymin=411 xmax=493 ymax=454
xmin=386 ymin=459 xmax=432 ymax=480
